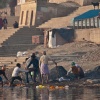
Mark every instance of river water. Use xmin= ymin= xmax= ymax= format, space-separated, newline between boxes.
xmin=0 ymin=86 xmax=100 ymax=100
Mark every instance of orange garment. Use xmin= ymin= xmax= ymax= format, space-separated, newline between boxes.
xmin=72 ymin=66 xmax=79 ymax=74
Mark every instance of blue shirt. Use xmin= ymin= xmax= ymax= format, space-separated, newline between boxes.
xmin=27 ymin=58 xmax=39 ymax=69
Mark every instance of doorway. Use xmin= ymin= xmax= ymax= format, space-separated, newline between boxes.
xmin=21 ymin=11 xmax=24 ymax=25
xmin=30 ymin=11 xmax=33 ymax=26
xmin=25 ymin=11 xmax=29 ymax=25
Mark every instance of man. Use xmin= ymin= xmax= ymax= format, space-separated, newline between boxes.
xmin=75 ymin=64 xmax=84 ymax=79
xmin=26 ymin=53 xmax=40 ymax=83
xmin=0 ymin=65 xmax=9 ymax=87
xmin=67 ymin=62 xmax=84 ymax=79
xmin=10 ymin=63 xmax=28 ymax=86
xmin=13 ymin=21 xmax=18 ymax=28
xmin=3 ymin=17 xmax=8 ymax=29
xmin=39 ymin=51 xmax=57 ymax=84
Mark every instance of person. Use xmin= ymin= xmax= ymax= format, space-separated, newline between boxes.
xmin=0 ymin=65 xmax=9 ymax=87
xmin=0 ymin=17 xmax=3 ymax=29
xmin=39 ymin=51 xmax=57 ymax=84
xmin=67 ymin=62 xmax=79 ymax=79
xmin=67 ymin=62 xmax=84 ymax=79
xmin=26 ymin=53 xmax=40 ymax=83
xmin=25 ymin=57 xmax=33 ymax=82
xmin=13 ymin=21 xmax=18 ymax=28
xmin=75 ymin=64 xmax=85 ymax=79
xmin=3 ymin=17 xmax=8 ymax=29
xmin=10 ymin=63 xmax=28 ymax=86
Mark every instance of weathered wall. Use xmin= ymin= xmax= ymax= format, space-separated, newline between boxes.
xmin=75 ymin=28 xmax=100 ymax=44
xmin=49 ymin=0 xmax=84 ymax=5
xmin=56 ymin=33 xmax=67 ymax=45
xmin=0 ymin=7 xmax=11 ymax=16
xmin=83 ymin=0 xmax=100 ymax=5
xmin=35 ymin=4 xmax=77 ymax=26
xmin=15 ymin=5 xmax=21 ymax=16
xmin=19 ymin=1 xmax=37 ymax=26
xmin=49 ymin=0 xmax=100 ymax=6
xmin=17 ymin=0 xmax=25 ymax=5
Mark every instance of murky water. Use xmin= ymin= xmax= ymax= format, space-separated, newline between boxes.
xmin=0 ymin=86 xmax=100 ymax=100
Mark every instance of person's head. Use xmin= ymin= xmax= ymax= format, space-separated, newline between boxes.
xmin=71 ymin=62 xmax=76 ymax=67
xmin=25 ymin=57 xmax=29 ymax=62
xmin=2 ymin=64 xmax=7 ymax=71
xmin=31 ymin=53 xmax=36 ymax=59
xmin=16 ymin=63 xmax=21 ymax=68
xmin=43 ymin=51 xmax=46 ymax=55
xmin=15 ymin=21 xmax=17 ymax=23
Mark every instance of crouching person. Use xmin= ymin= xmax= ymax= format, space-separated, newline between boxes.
xmin=0 ymin=65 xmax=9 ymax=87
xmin=67 ymin=62 xmax=84 ymax=80
xmin=10 ymin=63 xmax=28 ymax=86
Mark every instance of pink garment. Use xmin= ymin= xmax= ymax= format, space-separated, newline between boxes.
xmin=40 ymin=63 xmax=49 ymax=75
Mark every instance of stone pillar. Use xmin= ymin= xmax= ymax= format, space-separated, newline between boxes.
xmin=77 ymin=20 xmax=79 ymax=29
xmin=73 ymin=20 xmax=75 ymax=29
xmin=97 ymin=17 xmax=99 ymax=28
xmin=89 ymin=18 xmax=91 ymax=28
xmin=44 ymin=29 xmax=49 ymax=48
xmin=93 ymin=17 xmax=95 ymax=28
xmin=85 ymin=19 xmax=87 ymax=29
xmin=81 ymin=20 xmax=83 ymax=29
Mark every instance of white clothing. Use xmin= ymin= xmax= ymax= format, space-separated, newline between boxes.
xmin=67 ymin=68 xmax=72 ymax=75
xmin=12 ymin=67 xmax=28 ymax=77
xmin=26 ymin=57 xmax=34 ymax=68
xmin=48 ymin=31 xmax=56 ymax=48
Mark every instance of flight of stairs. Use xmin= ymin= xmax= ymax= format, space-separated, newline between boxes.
xmin=0 ymin=28 xmax=19 ymax=46
xmin=38 ymin=5 xmax=95 ymax=28
xmin=7 ymin=16 xmax=19 ymax=27
xmin=0 ymin=26 xmax=43 ymax=57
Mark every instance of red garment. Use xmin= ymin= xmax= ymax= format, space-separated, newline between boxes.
xmin=0 ymin=18 xmax=3 ymax=27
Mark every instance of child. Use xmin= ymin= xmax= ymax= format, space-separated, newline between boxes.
xmin=10 ymin=63 xmax=28 ymax=86
xmin=0 ymin=65 xmax=9 ymax=87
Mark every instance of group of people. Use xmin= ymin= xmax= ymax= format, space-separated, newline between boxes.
xmin=0 ymin=51 xmax=84 ymax=87
xmin=0 ymin=16 xmax=19 ymax=30
xmin=0 ymin=51 xmax=57 ymax=87
xmin=0 ymin=17 xmax=8 ymax=30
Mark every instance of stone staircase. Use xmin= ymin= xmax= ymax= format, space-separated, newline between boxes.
xmin=0 ymin=26 xmax=43 ymax=57
xmin=0 ymin=28 xmax=19 ymax=46
xmin=6 ymin=16 xmax=19 ymax=27
xmin=0 ymin=56 xmax=27 ymax=68
xmin=38 ymin=5 xmax=95 ymax=28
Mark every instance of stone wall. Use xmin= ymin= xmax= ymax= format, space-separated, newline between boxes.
xmin=0 ymin=7 xmax=11 ymax=16
xmin=56 ymin=33 xmax=66 ymax=45
xmin=83 ymin=0 xmax=100 ymax=5
xmin=75 ymin=28 xmax=100 ymax=44
xmin=15 ymin=5 xmax=21 ymax=16
xmin=49 ymin=0 xmax=100 ymax=6
xmin=49 ymin=0 xmax=84 ymax=5
xmin=17 ymin=0 xmax=25 ymax=5
xmin=19 ymin=1 xmax=37 ymax=26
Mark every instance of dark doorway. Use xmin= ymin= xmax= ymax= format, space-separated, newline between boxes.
xmin=21 ymin=11 xmax=24 ymax=25
xmin=30 ymin=11 xmax=33 ymax=26
xmin=25 ymin=11 xmax=29 ymax=25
